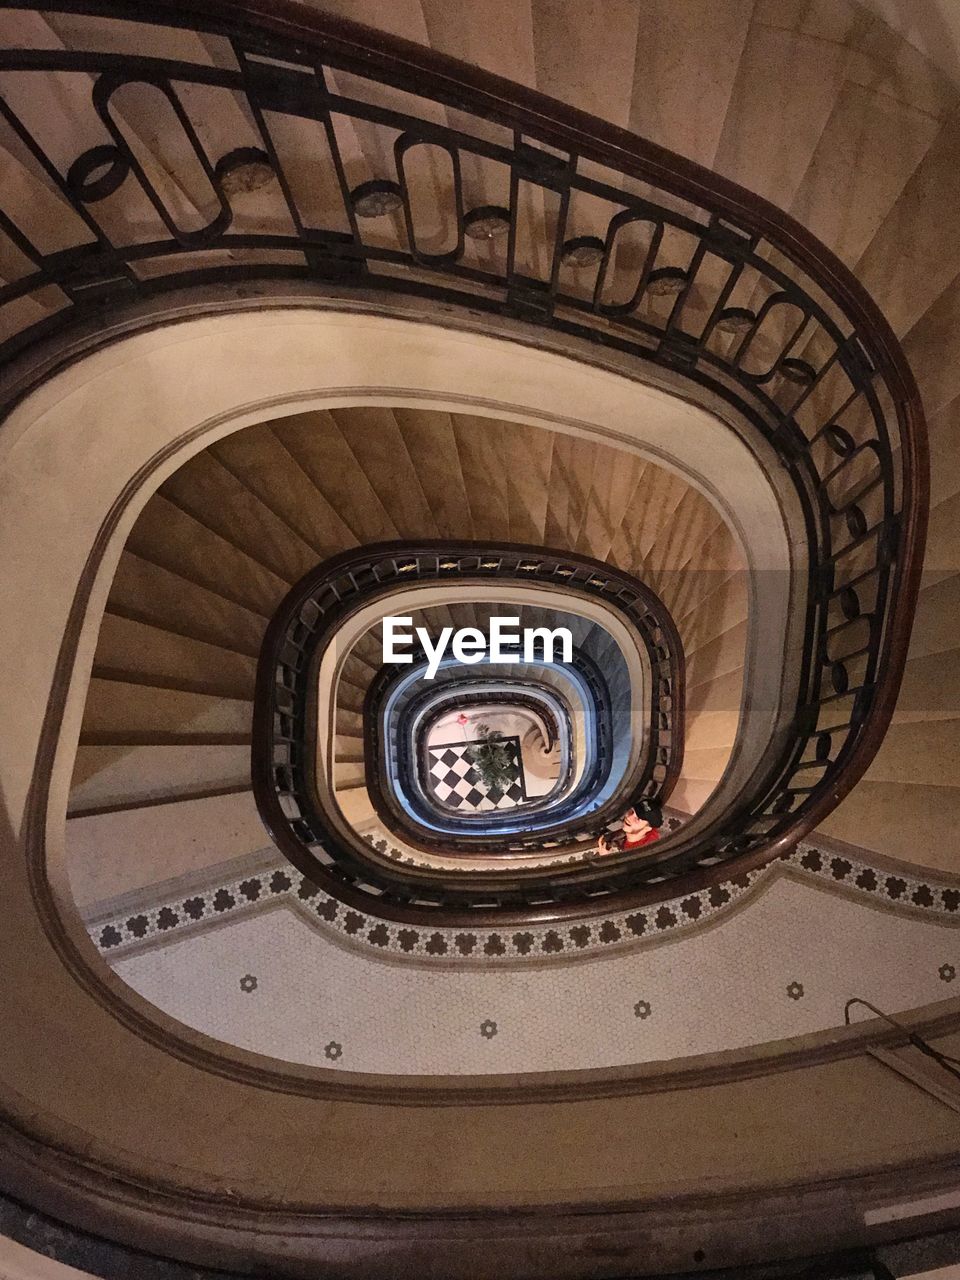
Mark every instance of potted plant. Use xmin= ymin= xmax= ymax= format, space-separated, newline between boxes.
xmin=466 ymin=722 xmax=514 ymax=792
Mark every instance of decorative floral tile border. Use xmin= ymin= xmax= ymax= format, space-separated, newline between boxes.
xmin=87 ymin=837 xmax=960 ymax=966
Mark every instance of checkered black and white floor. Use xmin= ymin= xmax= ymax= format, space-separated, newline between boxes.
xmin=426 ymin=737 xmax=526 ymax=811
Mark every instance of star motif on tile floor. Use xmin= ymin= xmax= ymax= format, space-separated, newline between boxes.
xmin=479 ymin=1019 xmax=498 ymax=1039
xmin=940 ymin=963 xmax=956 ymax=983
xmin=239 ymin=974 xmax=258 ymax=993
xmin=324 ymin=1040 xmax=343 ymax=1061
xmin=786 ymin=981 xmax=804 ymax=1001
xmin=633 ymin=999 xmax=652 ymax=1020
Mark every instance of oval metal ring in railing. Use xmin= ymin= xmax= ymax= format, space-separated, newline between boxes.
xmin=92 ymin=73 xmax=232 ymax=249
xmin=395 ymin=133 xmax=464 ymax=266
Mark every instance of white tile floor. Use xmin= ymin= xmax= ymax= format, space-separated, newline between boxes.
xmin=114 ymin=873 xmax=958 ymax=1075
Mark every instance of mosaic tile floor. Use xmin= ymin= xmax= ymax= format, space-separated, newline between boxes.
xmin=85 ymin=816 xmax=960 ymax=1077
xmin=110 ymin=872 xmax=958 ymax=1075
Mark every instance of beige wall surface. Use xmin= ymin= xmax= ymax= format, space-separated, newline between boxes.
xmin=0 ymin=1236 xmax=96 ymax=1280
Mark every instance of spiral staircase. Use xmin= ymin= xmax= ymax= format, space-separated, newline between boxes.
xmin=67 ymin=408 xmax=738 ymax=826
xmin=1 ymin=2 xmax=960 ymax=1278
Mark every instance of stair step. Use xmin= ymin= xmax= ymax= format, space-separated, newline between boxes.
xmin=108 ymin=551 xmax=266 ymax=656
xmin=334 ymin=759 xmax=367 ymax=789
xmin=335 ymin=734 xmax=365 ymax=761
xmin=685 ymin=619 xmax=748 ymax=690
xmin=270 ymin=411 xmax=398 ymax=545
xmin=128 ymin=493 xmax=287 ymax=618
xmin=685 ymin=667 xmax=745 ymax=717
xmin=65 ymin=789 xmax=268 ymax=909
xmin=335 ymin=784 xmax=376 ymax=827
xmin=78 ymin=731 xmax=251 ymax=748
xmin=90 ymin=666 xmax=253 ymax=703
xmin=69 ymin=743 xmax=252 ymax=812
xmin=391 ymin=408 xmax=474 ymax=540
xmin=160 ymin=451 xmax=319 ymax=586
xmin=93 ymin=613 xmax=257 ymax=696
xmin=335 ymin=707 xmax=365 ymax=737
xmin=81 ymin=680 xmax=252 ymax=736
xmin=330 ymin=405 xmax=441 ymax=540
xmin=820 ymin=782 xmax=960 ymax=871
xmin=336 ymin=682 xmax=365 ymax=714
xmin=212 ymin=422 xmax=354 ymax=556
xmin=451 ymin=414 xmax=513 ymax=541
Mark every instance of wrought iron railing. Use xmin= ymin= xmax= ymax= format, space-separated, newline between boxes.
xmin=253 ymin=542 xmax=683 ymax=911
xmin=0 ymin=0 xmax=926 ymax=918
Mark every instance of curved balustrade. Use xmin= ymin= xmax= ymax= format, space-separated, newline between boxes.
xmin=253 ymin=542 xmax=684 ymax=917
xmin=0 ymin=0 xmax=926 ymax=914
